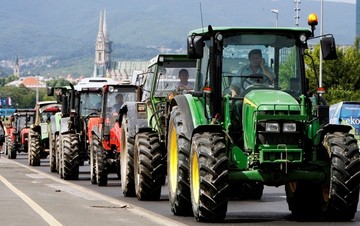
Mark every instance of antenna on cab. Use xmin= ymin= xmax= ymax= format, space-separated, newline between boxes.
xmin=199 ymin=2 xmax=204 ymax=33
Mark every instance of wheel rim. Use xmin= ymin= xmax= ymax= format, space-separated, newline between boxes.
xmin=191 ymin=149 xmax=200 ymax=205
xmin=168 ymin=124 xmax=178 ymax=195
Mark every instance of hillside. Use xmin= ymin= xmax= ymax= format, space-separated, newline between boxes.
xmin=0 ymin=0 xmax=355 ymax=76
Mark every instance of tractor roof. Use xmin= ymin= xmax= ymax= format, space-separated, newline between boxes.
xmin=75 ymin=77 xmax=118 ymax=91
xmin=148 ymin=53 xmax=193 ymax=68
xmin=188 ymin=26 xmax=312 ymax=38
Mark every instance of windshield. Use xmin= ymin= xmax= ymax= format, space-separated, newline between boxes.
xmin=16 ymin=115 xmax=34 ymax=129
xmin=143 ymin=60 xmax=197 ymax=99
xmin=105 ymin=86 xmax=138 ymax=124
xmin=79 ymin=92 xmax=102 ymax=117
xmin=199 ymin=33 xmax=302 ymax=97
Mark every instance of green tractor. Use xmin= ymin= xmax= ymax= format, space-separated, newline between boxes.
xmin=167 ymin=20 xmax=360 ymax=221
xmin=28 ymin=101 xmax=61 ymax=166
xmin=120 ymin=54 xmax=196 ymax=200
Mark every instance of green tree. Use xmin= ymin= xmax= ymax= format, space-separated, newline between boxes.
xmin=304 ymin=37 xmax=360 ymax=105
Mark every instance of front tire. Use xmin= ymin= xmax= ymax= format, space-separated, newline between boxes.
xmin=323 ymin=132 xmax=360 ymax=221
xmin=190 ymin=132 xmax=228 ymax=222
xmin=134 ymin=131 xmax=165 ymax=201
xmin=120 ymin=116 xmax=135 ymax=197
xmin=93 ymin=134 xmax=108 ymax=186
xmin=167 ymin=107 xmax=192 ymax=215
xmin=28 ymin=130 xmax=41 ymax=166
xmin=62 ymin=133 xmax=80 ymax=180
xmin=90 ymin=136 xmax=97 ymax=185
xmin=49 ymin=134 xmax=57 ymax=172
xmin=8 ymin=139 xmax=17 ymax=159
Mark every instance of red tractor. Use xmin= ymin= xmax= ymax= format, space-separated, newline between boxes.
xmin=4 ymin=109 xmax=35 ymax=159
xmin=89 ymin=84 xmax=140 ymax=186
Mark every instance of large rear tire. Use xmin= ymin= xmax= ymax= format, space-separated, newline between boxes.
xmin=323 ymin=132 xmax=360 ymax=221
xmin=167 ymin=107 xmax=192 ymax=216
xmin=190 ymin=132 xmax=229 ymax=222
xmin=134 ymin=131 xmax=165 ymax=201
xmin=62 ymin=133 xmax=80 ymax=180
xmin=120 ymin=116 xmax=135 ymax=197
xmin=28 ymin=130 xmax=41 ymax=166
xmin=93 ymin=134 xmax=108 ymax=186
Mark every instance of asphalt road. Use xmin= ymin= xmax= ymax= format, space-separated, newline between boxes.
xmin=1 ymin=152 xmax=359 ymax=226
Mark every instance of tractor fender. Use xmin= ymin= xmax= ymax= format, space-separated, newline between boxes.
xmin=171 ymin=94 xmax=207 ymax=139
xmin=60 ymin=116 xmax=71 ymax=135
xmin=88 ymin=117 xmax=101 ymax=141
xmin=318 ymin=123 xmax=353 ymax=157
xmin=318 ymin=123 xmax=352 ymax=141
xmin=119 ymin=102 xmax=148 ymax=139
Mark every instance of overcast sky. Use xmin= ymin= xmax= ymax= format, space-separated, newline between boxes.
xmin=328 ymin=0 xmax=355 ymax=3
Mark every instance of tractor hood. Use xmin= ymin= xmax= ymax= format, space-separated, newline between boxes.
xmin=243 ymin=89 xmax=300 ymax=111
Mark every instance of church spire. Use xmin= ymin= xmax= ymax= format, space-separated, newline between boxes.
xmin=103 ymin=9 xmax=109 ymax=42
xmin=14 ymin=55 xmax=20 ymax=78
xmin=97 ymin=10 xmax=104 ymax=42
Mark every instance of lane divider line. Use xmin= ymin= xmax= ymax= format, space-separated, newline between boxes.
xmin=2 ymin=158 xmax=187 ymax=226
xmin=0 ymin=174 xmax=63 ymax=226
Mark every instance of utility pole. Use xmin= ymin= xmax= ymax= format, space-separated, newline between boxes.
xmin=271 ymin=9 xmax=279 ymax=27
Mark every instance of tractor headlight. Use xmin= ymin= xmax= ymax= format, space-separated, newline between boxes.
xmin=265 ymin=122 xmax=280 ymax=133
xmin=283 ymin=123 xmax=296 ymax=132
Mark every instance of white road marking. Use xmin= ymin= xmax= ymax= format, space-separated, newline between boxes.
xmin=26 ymin=173 xmax=47 ymax=179
xmin=2 ymin=158 xmax=187 ymax=226
xmin=0 ymin=174 xmax=63 ymax=226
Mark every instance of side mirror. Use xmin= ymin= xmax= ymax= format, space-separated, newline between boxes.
xmin=320 ymin=36 xmax=337 ymax=60
xmin=47 ymin=87 xmax=54 ymax=96
xmin=187 ymin=34 xmax=204 ymax=59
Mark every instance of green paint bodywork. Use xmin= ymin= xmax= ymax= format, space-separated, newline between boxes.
xmin=181 ymin=26 xmax=332 ymax=186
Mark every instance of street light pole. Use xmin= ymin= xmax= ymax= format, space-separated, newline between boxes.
xmin=271 ymin=9 xmax=279 ymax=27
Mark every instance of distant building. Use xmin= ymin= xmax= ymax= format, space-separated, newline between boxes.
xmin=13 ymin=56 xmax=20 ymax=77
xmin=5 ymin=76 xmax=46 ymax=89
xmin=93 ymin=10 xmax=112 ymax=77
xmin=92 ymin=10 xmax=148 ymax=82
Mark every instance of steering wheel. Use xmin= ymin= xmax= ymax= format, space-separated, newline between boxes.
xmin=240 ymin=74 xmax=271 ymax=91
xmin=222 ymin=72 xmax=238 ymax=94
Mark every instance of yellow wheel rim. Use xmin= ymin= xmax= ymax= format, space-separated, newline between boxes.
xmin=169 ymin=123 xmax=178 ymax=195
xmin=191 ymin=149 xmax=200 ymax=205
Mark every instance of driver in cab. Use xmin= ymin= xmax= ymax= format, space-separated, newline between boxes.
xmin=230 ymin=49 xmax=274 ymax=96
